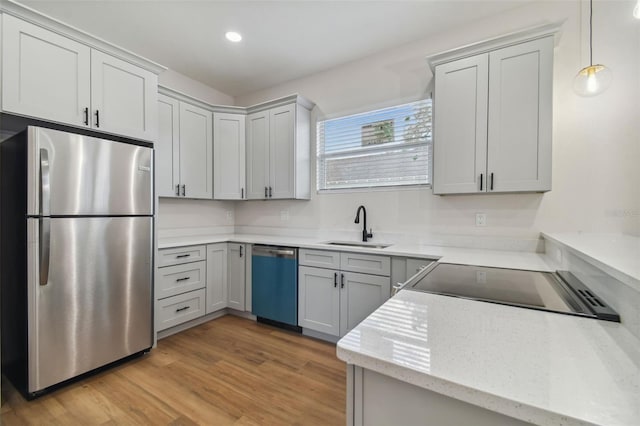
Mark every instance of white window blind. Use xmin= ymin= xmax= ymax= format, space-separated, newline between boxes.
xmin=317 ymin=99 xmax=432 ymax=191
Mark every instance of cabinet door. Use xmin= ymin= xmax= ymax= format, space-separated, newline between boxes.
xmin=2 ymin=15 xmax=90 ymax=127
xmin=206 ymin=243 xmax=227 ymax=314
xmin=246 ymin=110 xmax=270 ymax=199
xmin=487 ymin=37 xmax=553 ymax=192
xmin=214 ymin=113 xmax=246 ymax=200
xmin=340 ymin=271 xmax=390 ymax=336
xmin=157 ymin=94 xmax=180 ymax=197
xmin=179 ymin=102 xmax=213 ymax=199
xmin=90 ymin=50 xmax=157 ymax=141
xmin=298 ymin=266 xmax=340 ymax=336
xmin=269 ymin=104 xmax=296 ymax=199
xmin=433 ymin=54 xmax=489 ymax=194
xmin=227 ymin=243 xmax=246 ymax=311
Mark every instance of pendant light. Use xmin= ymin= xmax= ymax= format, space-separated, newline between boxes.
xmin=573 ymin=0 xmax=612 ymax=97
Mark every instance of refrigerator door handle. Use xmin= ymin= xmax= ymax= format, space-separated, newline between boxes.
xmin=39 ymin=218 xmax=50 ymax=286
xmin=40 ymin=148 xmax=51 ymax=216
xmin=39 ymin=148 xmax=51 ymax=285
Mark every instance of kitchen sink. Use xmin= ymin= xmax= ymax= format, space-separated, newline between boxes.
xmin=324 ymin=241 xmax=392 ymax=249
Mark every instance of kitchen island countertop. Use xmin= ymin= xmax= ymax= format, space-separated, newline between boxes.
xmin=337 ymin=289 xmax=640 ymax=426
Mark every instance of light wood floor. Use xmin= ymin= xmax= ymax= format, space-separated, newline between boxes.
xmin=1 ymin=315 xmax=346 ymax=425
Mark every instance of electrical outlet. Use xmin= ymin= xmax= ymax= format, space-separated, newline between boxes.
xmin=226 ymin=210 xmax=234 ymax=221
xmin=475 ymin=213 xmax=487 ymax=227
xmin=280 ymin=210 xmax=290 ymax=221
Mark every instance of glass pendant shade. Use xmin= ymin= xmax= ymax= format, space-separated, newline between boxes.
xmin=573 ymin=64 xmax=613 ymax=97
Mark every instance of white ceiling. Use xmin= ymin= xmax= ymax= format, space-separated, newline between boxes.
xmin=21 ymin=1 xmax=533 ymax=97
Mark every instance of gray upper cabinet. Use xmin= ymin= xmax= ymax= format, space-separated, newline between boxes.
xmin=2 ymin=14 xmax=159 ymax=142
xmin=432 ymin=34 xmax=554 ymax=194
xmin=157 ymin=94 xmax=180 ymax=197
xmin=214 ymin=112 xmax=246 ymax=200
xmin=156 ymin=92 xmax=213 ymax=200
xmin=179 ymin=102 xmax=213 ymax=199
xmin=246 ymin=100 xmax=312 ymax=200
xmin=90 ymin=50 xmax=158 ymax=142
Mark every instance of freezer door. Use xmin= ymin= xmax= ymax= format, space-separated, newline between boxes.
xmin=27 ymin=217 xmax=153 ymax=393
xmin=27 ymin=126 xmax=153 ymax=216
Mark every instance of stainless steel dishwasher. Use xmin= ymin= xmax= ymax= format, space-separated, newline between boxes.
xmin=251 ymin=245 xmax=300 ymax=331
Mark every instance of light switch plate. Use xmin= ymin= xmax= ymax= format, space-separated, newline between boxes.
xmin=475 ymin=213 xmax=487 ymax=227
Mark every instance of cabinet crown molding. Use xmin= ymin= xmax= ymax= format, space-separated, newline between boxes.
xmin=426 ymin=22 xmax=563 ymax=72
xmin=1 ymin=0 xmax=167 ymax=74
xmin=158 ymin=85 xmax=315 ymax=114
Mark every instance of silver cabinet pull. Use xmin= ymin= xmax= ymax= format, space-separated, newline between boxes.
xmin=175 ymin=184 xmax=180 ymax=196
xmin=181 ymin=184 xmax=186 ymax=197
xmin=39 ymin=148 xmax=51 ymax=286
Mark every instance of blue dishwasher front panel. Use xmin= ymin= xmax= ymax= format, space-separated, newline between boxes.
xmin=251 ymin=253 xmax=298 ymax=326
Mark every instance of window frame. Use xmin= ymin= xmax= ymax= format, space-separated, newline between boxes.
xmin=316 ymin=98 xmax=433 ymax=193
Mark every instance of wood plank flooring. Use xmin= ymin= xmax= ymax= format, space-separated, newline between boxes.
xmin=1 ymin=315 xmax=346 ymax=425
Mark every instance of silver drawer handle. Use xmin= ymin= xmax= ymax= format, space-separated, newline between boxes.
xmin=176 ymin=306 xmax=190 ymax=313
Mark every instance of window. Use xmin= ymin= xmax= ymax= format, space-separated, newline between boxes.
xmin=317 ymin=99 xmax=432 ymax=191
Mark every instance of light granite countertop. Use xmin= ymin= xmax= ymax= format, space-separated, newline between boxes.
xmin=337 ymin=290 xmax=640 ymax=426
xmin=158 ymin=233 xmax=553 ymax=272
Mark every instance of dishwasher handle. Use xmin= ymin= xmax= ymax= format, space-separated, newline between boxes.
xmin=252 ymin=245 xmax=297 ymax=259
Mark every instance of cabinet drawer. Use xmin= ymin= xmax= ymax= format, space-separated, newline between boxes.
xmin=340 ymin=252 xmax=390 ymax=276
xmin=299 ymin=249 xmax=340 ymax=269
xmin=158 ymin=245 xmax=206 ymax=267
xmin=157 ymin=289 xmax=205 ymax=331
xmin=157 ymin=261 xmax=206 ymax=299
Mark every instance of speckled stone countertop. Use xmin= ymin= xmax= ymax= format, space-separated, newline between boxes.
xmin=337 ymin=290 xmax=640 ymax=426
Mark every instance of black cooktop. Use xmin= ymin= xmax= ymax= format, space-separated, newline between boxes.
xmin=407 ymin=263 xmax=620 ymax=322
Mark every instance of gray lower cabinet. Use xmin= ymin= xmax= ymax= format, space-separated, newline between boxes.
xmin=156 ymin=245 xmax=208 ymax=332
xmin=299 ymin=249 xmax=391 ymax=338
xmin=298 ymin=266 xmax=341 ymax=336
xmin=227 ymin=243 xmax=246 ymax=311
xmin=206 ymin=243 xmax=228 ymax=314
xmin=157 ymin=289 xmax=206 ymax=331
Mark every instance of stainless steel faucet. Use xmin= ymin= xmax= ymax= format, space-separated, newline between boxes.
xmin=354 ymin=205 xmax=373 ymax=242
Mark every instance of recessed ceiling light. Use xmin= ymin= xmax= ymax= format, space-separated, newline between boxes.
xmin=225 ymin=31 xmax=242 ymax=42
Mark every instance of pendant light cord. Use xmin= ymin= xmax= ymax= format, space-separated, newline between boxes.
xmin=589 ymin=0 xmax=593 ymax=66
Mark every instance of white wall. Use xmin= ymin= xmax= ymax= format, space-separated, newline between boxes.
xmin=157 ymin=69 xmax=236 ymax=231
xmin=234 ymin=0 xmax=640 ymax=242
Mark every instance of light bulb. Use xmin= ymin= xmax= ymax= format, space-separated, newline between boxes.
xmin=573 ymin=64 xmax=613 ymax=97
xmin=586 ymin=68 xmax=598 ymax=93
xmin=634 ymin=0 xmax=640 ymax=19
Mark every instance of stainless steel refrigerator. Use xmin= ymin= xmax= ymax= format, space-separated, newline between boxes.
xmin=1 ymin=126 xmax=154 ymax=398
